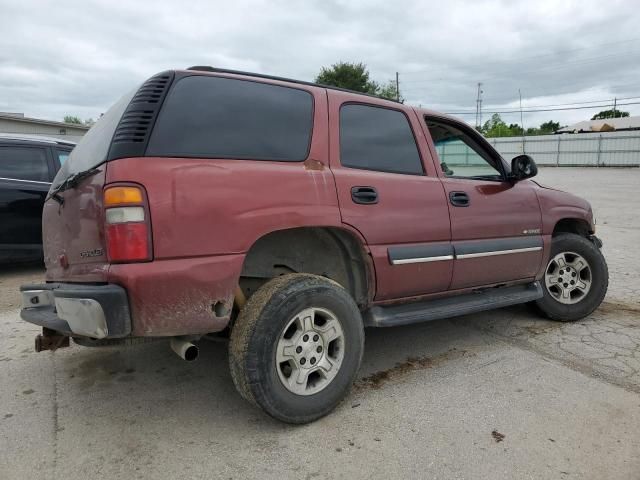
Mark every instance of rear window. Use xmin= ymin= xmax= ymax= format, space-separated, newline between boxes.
xmin=0 ymin=146 xmax=50 ymax=182
xmin=52 ymin=88 xmax=137 ymax=188
xmin=147 ymin=75 xmax=314 ymax=161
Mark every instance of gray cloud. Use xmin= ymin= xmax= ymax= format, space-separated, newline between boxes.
xmin=1 ymin=0 xmax=639 ymax=128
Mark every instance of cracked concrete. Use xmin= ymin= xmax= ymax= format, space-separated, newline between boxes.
xmin=0 ymin=167 xmax=639 ymax=479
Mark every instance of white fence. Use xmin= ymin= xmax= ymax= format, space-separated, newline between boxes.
xmin=487 ymin=131 xmax=640 ymax=166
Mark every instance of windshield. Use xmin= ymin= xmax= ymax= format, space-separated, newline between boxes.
xmin=50 ymin=87 xmax=137 ymax=190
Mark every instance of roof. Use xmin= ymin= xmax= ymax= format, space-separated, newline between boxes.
xmin=186 ymin=66 xmax=402 ymax=103
xmin=0 ymin=132 xmax=76 ymax=146
xmin=557 ymin=116 xmax=640 ymax=133
xmin=0 ymin=113 xmax=90 ymax=131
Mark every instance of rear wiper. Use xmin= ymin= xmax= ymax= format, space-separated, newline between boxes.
xmin=46 ymin=167 xmax=101 ymax=205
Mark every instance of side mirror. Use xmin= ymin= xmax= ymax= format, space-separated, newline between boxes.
xmin=510 ymin=154 xmax=538 ymax=181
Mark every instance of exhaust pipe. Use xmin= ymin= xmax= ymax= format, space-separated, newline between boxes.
xmin=170 ymin=338 xmax=199 ymax=362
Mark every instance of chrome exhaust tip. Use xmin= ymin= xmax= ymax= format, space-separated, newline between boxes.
xmin=170 ymin=338 xmax=199 ymax=361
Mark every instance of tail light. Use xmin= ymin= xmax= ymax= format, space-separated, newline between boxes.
xmin=103 ymin=185 xmax=152 ymax=263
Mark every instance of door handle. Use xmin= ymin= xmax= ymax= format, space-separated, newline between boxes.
xmin=449 ymin=191 xmax=470 ymax=207
xmin=351 ymin=186 xmax=378 ymax=205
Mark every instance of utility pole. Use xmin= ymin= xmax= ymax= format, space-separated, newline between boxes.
xmin=395 ymin=72 xmax=400 ymax=102
xmin=519 ymin=89 xmax=525 ymax=152
xmin=475 ymin=82 xmax=483 ymax=128
xmin=613 ymin=97 xmax=617 ymax=117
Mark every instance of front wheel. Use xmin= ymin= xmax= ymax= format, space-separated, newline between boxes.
xmin=534 ymin=233 xmax=608 ymax=321
xmin=229 ymin=274 xmax=364 ymax=424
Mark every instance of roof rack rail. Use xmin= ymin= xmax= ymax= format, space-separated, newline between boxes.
xmin=185 ymin=66 xmax=399 ymax=103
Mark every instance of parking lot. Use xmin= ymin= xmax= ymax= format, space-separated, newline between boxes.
xmin=0 ymin=167 xmax=638 ymax=479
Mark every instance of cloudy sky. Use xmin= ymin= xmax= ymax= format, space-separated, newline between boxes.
xmin=1 ymin=0 xmax=639 ymax=129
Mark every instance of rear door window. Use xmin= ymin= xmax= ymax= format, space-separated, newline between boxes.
xmin=0 ymin=146 xmax=50 ymax=182
xmin=147 ymin=75 xmax=314 ymax=161
xmin=339 ymin=104 xmax=423 ymax=175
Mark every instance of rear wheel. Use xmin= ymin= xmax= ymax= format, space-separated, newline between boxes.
xmin=534 ymin=233 xmax=608 ymax=321
xmin=229 ymin=274 xmax=364 ymax=424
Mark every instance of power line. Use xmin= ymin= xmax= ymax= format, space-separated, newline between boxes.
xmin=478 ymin=95 xmax=640 ymax=109
xmin=437 ymin=96 xmax=640 ymax=113
xmin=444 ymin=100 xmax=640 ymax=115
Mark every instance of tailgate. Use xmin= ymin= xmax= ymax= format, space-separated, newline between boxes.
xmin=43 ymin=169 xmax=109 ymax=282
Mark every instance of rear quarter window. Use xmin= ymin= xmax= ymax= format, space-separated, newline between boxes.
xmin=147 ymin=75 xmax=314 ymax=161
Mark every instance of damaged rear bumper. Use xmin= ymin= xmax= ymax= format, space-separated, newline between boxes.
xmin=20 ymin=283 xmax=131 ymax=339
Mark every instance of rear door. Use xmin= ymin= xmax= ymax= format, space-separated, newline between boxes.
xmin=422 ymin=116 xmax=543 ymax=289
xmin=0 ymin=143 xmax=53 ymax=261
xmin=328 ymin=91 xmax=452 ymax=301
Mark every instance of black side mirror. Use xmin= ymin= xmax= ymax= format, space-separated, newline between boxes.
xmin=510 ymin=154 xmax=538 ymax=181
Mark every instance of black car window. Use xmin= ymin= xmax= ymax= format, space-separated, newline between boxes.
xmin=0 ymin=146 xmax=50 ymax=182
xmin=56 ymin=149 xmax=71 ymax=166
xmin=147 ymin=75 xmax=314 ymax=161
xmin=339 ymin=104 xmax=423 ymax=175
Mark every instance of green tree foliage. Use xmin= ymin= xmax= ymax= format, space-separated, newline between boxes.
xmin=539 ymin=120 xmax=560 ymax=134
xmin=315 ymin=62 xmax=378 ymax=94
xmin=63 ymin=115 xmax=82 ymax=124
xmin=481 ymin=114 xmax=562 ymax=137
xmin=591 ymin=109 xmax=630 ymax=120
xmin=315 ymin=62 xmax=403 ymax=102
xmin=377 ymin=80 xmax=404 ymax=102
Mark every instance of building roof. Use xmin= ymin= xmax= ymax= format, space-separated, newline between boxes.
xmin=557 ymin=116 xmax=640 ymax=133
xmin=0 ymin=113 xmax=90 ymax=131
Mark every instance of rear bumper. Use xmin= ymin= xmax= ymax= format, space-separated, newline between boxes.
xmin=20 ymin=283 xmax=131 ymax=339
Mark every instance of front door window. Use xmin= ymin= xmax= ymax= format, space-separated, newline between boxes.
xmin=426 ymin=120 xmax=503 ymax=180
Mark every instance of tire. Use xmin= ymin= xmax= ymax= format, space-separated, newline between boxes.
xmin=534 ymin=233 xmax=608 ymax=322
xmin=229 ymin=273 xmax=365 ymax=424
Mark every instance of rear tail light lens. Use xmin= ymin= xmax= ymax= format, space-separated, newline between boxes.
xmin=104 ymin=185 xmax=151 ymax=263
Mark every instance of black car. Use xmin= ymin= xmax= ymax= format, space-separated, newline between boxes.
xmin=0 ymin=134 xmax=75 ymax=263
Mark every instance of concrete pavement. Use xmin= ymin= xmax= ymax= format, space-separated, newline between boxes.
xmin=1 ymin=167 xmax=639 ymax=480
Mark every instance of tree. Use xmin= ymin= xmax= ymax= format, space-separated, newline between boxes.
xmin=64 ymin=115 xmax=82 ymax=124
xmin=315 ymin=62 xmax=403 ymax=102
xmin=591 ymin=109 xmax=629 ymax=120
xmin=481 ymin=113 xmax=509 ymax=137
xmin=315 ymin=62 xmax=379 ymax=94
xmin=539 ymin=120 xmax=560 ymax=134
xmin=480 ymin=114 xmax=564 ymax=137
xmin=377 ymin=80 xmax=404 ymax=102
xmin=480 ymin=114 xmax=523 ymax=137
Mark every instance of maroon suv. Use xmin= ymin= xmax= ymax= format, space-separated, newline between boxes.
xmin=20 ymin=67 xmax=608 ymax=423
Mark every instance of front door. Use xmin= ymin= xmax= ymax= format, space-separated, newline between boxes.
xmin=423 ymin=117 xmax=543 ymax=290
xmin=328 ymin=91 xmax=452 ymax=301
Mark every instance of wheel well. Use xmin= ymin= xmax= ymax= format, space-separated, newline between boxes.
xmin=553 ymin=218 xmax=592 ymax=237
xmin=239 ymin=227 xmax=372 ymax=308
